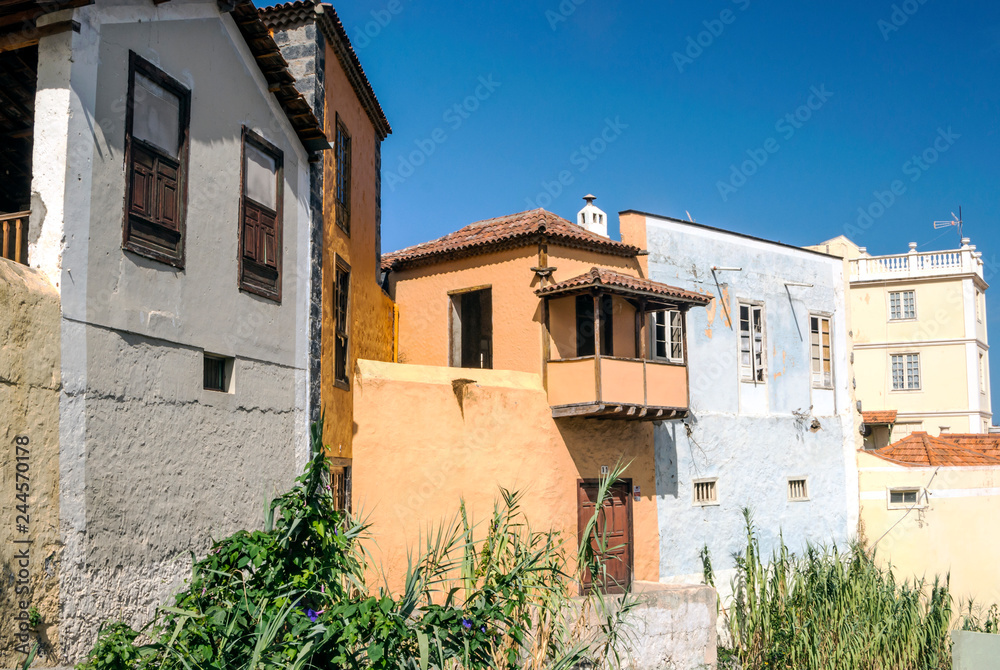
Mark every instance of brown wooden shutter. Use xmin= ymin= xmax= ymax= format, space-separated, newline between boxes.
xmin=129 ymin=146 xmax=155 ymax=221
xmin=155 ymin=158 xmax=179 ymax=230
xmin=260 ymin=208 xmax=277 ymax=269
xmin=243 ymin=206 xmax=260 ymax=263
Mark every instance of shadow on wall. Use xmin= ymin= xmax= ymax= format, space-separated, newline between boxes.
xmin=655 ymin=419 xmax=682 ymax=499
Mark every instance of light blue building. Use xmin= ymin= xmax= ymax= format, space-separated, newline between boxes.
xmin=623 ymin=210 xmax=860 ymax=588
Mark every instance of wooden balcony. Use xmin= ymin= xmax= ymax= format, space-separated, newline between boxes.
xmin=547 ymin=356 xmax=689 ymax=420
xmin=1 ymin=211 xmax=29 ymax=265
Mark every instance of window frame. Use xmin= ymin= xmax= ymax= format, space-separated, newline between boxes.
xmin=980 ymin=351 xmax=988 ymax=395
xmin=238 ymin=127 xmax=284 ymax=302
xmin=887 ymin=487 xmax=925 ymax=510
xmin=810 ymin=314 xmax=834 ymax=389
xmin=122 ymin=51 xmax=191 ymax=268
xmin=335 ymin=114 xmax=351 ymax=236
xmin=787 ymin=477 xmax=810 ymax=502
xmin=739 ymin=302 xmax=767 ymax=384
xmin=333 ymin=256 xmax=351 ymax=390
xmin=891 ymin=352 xmax=922 ymax=391
xmin=649 ymin=309 xmax=685 ymax=364
xmin=889 ymin=290 xmax=917 ymax=321
xmin=692 ymin=478 xmax=719 ymax=507
xmin=448 ymin=285 xmax=494 ymax=369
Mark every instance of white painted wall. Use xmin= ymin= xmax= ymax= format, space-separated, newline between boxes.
xmin=639 ymin=215 xmax=858 ymax=591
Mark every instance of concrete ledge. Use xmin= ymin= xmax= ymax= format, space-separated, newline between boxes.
xmin=952 ymin=630 xmax=1000 ymax=670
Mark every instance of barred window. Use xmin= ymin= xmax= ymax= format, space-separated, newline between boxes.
xmin=334 ymin=259 xmax=351 ymax=388
xmin=335 ymin=117 xmax=351 ymax=235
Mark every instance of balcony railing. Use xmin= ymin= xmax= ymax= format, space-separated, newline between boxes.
xmin=1 ymin=211 xmax=29 ymax=265
xmin=850 ymin=245 xmax=983 ymax=283
xmin=547 ymin=356 xmax=689 ymax=420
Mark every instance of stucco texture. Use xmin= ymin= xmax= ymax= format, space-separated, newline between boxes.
xmin=320 ymin=37 xmax=394 ymax=458
xmin=0 ymin=260 xmax=61 ymax=665
xmin=58 ymin=324 xmax=299 ymax=661
xmin=642 ymin=215 xmax=858 ymax=584
xmin=858 ymin=452 xmax=1000 ymax=607
xmin=351 ymin=360 xmax=660 ymax=591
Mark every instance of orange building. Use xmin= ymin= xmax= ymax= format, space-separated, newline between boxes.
xmin=262 ymin=2 xmax=396 ymax=500
xmin=358 ymin=202 xmax=710 ymax=591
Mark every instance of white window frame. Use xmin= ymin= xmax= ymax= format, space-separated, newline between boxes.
xmin=787 ymin=477 xmax=810 ymax=502
xmin=977 ymin=289 xmax=984 ymax=323
xmin=887 ymin=487 xmax=926 ymax=510
xmin=889 ymin=290 xmax=917 ymax=321
xmin=891 ymin=353 xmax=921 ymax=391
xmin=810 ymin=314 xmax=833 ymax=389
xmin=692 ymin=478 xmax=719 ymax=507
xmin=739 ymin=302 xmax=767 ymax=384
xmin=649 ymin=310 xmax=685 ymax=364
xmin=980 ymin=351 xmax=988 ymax=395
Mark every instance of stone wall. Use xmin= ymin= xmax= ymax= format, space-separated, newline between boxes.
xmin=0 ymin=259 xmax=61 ymax=665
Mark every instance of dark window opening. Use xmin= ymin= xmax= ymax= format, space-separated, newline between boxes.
xmin=123 ymin=52 xmax=190 ymax=267
xmin=334 ymin=260 xmax=351 ymax=388
xmin=331 ymin=465 xmax=352 ymax=512
xmin=203 ymin=354 xmax=233 ymax=392
xmin=239 ymin=128 xmax=283 ymax=301
xmin=374 ymin=138 xmax=382 ymax=276
xmin=451 ymin=288 xmax=493 ymax=369
xmin=335 ymin=116 xmax=351 ymax=235
xmin=576 ymin=294 xmax=613 ymax=357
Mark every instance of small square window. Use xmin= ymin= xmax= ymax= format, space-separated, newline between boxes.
xmin=693 ymin=479 xmax=718 ymax=506
xmin=203 ymin=354 xmax=234 ymax=393
xmin=889 ymin=291 xmax=916 ymax=320
xmin=788 ymin=478 xmax=809 ymax=502
xmin=887 ymin=488 xmax=924 ymax=509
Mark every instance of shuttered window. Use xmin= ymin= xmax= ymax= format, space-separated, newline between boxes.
xmin=810 ymin=316 xmax=833 ymax=388
xmin=334 ymin=259 xmax=351 ymax=389
xmin=239 ymin=128 xmax=283 ymax=301
xmin=739 ymin=303 xmax=766 ymax=383
xmin=123 ymin=53 xmax=190 ymax=266
xmin=335 ymin=116 xmax=351 ymax=235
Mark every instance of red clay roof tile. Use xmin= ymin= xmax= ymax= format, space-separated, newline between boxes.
xmin=862 ymin=410 xmax=898 ymax=425
xmin=535 ymin=267 xmax=711 ymax=306
xmin=867 ymin=432 xmax=1000 ymax=468
xmin=381 ymin=209 xmax=640 ymax=271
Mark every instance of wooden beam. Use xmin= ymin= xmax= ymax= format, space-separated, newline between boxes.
xmin=0 ymin=18 xmax=78 ymax=53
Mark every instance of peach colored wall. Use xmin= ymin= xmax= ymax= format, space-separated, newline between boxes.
xmin=601 ymin=359 xmax=645 ymax=405
xmin=647 ymin=363 xmax=689 ymax=408
xmin=549 ymin=295 xmax=578 ymax=359
xmin=548 ymin=359 xmax=598 ymax=406
xmin=320 ymin=43 xmax=394 ymax=458
xmin=611 ymin=295 xmax=638 ymax=359
xmin=352 ymin=360 xmax=660 ymax=591
xmin=390 ymin=245 xmax=641 ymax=375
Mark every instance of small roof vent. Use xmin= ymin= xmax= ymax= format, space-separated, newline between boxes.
xmin=577 ymin=194 xmax=608 ymax=238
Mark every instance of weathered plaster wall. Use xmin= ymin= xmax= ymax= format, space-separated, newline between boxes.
xmin=30 ymin=4 xmax=313 ymax=662
xmin=318 ymin=29 xmax=393 ymax=459
xmin=858 ymin=452 xmax=1000 ymax=606
xmin=0 ymin=260 xmax=61 ymax=665
xmin=58 ymin=323 xmax=299 ymax=661
xmin=640 ymin=215 xmax=858 ymax=586
xmin=389 ymin=245 xmax=640 ymax=375
xmin=351 ymin=360 xmax=660 ymax=591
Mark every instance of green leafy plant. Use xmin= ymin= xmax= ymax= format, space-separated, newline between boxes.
xmin=75 ymin=425 xmax=637 ymax=670
xmin=719 ymin=508 xmax=953 ymax=670
xmin=28 ymin=607 xmax=41 ymax=628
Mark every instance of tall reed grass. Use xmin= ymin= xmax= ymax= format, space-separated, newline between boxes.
xmin=716 ymin=509 xmax=952 ymax=670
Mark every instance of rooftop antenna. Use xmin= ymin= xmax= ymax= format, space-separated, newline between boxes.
xmin=933 ymin=206 xmax=963 ymax=244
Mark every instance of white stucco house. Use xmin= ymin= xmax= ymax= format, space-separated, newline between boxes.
xmin=0 ymin=0 xmax=327 ymax=662
xmin=619 ymin=210 xmax=861 ymax=593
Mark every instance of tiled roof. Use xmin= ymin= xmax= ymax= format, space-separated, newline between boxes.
xmin=381 ymin=209 xmax=641 ymax=271
xmin=536 ymin=267 xmax=711 ymax=306
xmin=867 ymin=432 xmax=1000 ymax=468
xmin=862 ymin=410 xmax=898 ymax=425
xmin=259 ymin=1 xmax=391 ymax=140
xmin=228 ymin=1 xmax=328 ymax=152
xmin=939 ymin=433 xmax=1000 ymax=460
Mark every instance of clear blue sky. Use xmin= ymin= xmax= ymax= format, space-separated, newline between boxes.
xmin=321 ymin=1 xmax=1000 ymax=419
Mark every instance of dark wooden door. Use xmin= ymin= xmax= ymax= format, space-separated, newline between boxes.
xmin=578 ymin=479 xmax=633 ymax=594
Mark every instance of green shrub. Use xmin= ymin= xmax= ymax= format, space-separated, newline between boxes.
xmin=75 ymin=424 xmax=635 ymax=670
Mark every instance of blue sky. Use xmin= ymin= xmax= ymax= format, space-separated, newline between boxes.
xmin=322 ymin=1 xmax=1000 ymax=418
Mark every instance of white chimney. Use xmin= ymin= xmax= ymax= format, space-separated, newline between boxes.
xmin=577 ymin=194 xmax=608 ymax=238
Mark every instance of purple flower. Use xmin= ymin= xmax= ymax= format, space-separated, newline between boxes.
xmin=306 ymin=609 xmax=319 ymax=622
xmin=462 ymin=619 xmax=473 ymax=630
xmin=480 ymin=626 xmax=486 ymax=633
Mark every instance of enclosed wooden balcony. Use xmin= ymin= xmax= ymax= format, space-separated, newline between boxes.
xmin=538 ymin=267 xmax=710 ymax=421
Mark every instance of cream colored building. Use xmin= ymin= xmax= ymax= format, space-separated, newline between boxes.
xmin=811 ymin=236 xmax=991 ymax=440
